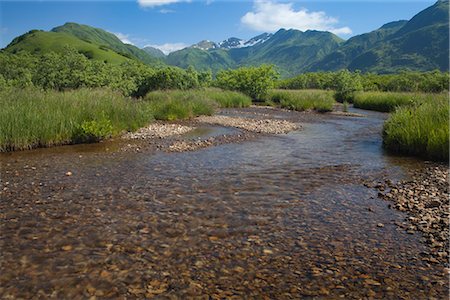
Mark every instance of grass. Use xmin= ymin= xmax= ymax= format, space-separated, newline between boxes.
xmin=201 ymin=88 xmax=252 ymax=108
xmin=383 ymin=96 xmax=449 ymax=161
xmin=143 ymin=89 xmax=251 ymax=121
xmin=0 ymin=88 xmax=152 ymax=151
xmin=6 ymin=31 xmax=131 ymax=64
xmin=353 ymin=92 xmax=448 ymax=112
xmin=267 ymin=89 xmax=335 ymax=112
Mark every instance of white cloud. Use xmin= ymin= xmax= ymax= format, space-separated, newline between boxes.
xmin=146 ymin=43 xmax=188 ymax=54
xmin=138 ymin=0 xmax=190 ymax=8
xmin=241 ymin=0 xmax=352 ymax=35
xmin=113 ymin=32 xmax=134 ymax=45
xmin=159 ymin=8 xmax=176 ymax=13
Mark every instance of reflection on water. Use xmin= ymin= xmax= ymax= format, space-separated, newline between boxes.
xmin=0 ymin=108 xmax=446 ymax=298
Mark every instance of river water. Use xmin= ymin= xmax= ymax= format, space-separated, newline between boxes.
xmin=0 ymin=108 xmax=447 ymax=298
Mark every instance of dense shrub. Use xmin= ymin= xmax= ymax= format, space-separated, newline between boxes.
xmin=215 ymin=65 xmax=279 ymax=100
xmin=333 ymin=70 xmax=363 ymax=103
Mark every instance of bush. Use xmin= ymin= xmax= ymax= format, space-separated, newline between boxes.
xmin=383 ymin=96 xmax=449 ymax=161
xmin=334 ymin=70 xmax=363 ymax=103
xmin=215 ymin=65 xmax=279 ymax=100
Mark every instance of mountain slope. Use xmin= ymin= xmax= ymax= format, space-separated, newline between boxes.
xmin=4 ymin=30 xmax=131 ymax=64
xmin=308 ymin=20 xmax=407 ymax=71
xmin=51 ymin=22 xmax=162 ymax=66
xmin=142 ymin=46 xmax=166 ymax=58
xmin=166 ymin=29 xmax=344 ymax=76
xmin=348 ymin=0 xmax=449 ymax=72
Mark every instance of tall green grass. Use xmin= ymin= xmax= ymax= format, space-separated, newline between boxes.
xmin=143 ymin=89 xmax=251 ymax=121
xmin=353 ymin=92 xmax=448 ymax=112
xmin=383 ymin=97 xmax=449 ymax=161
xmin=267 ymin=89 xmax=335 ymax=112
xmin=0 ymin=88 xmax=152 ymax=151
xmin=202 ymin=88 xmax=252 ymax=108
xmin=144 ymin=90 xmax=217 ymax=121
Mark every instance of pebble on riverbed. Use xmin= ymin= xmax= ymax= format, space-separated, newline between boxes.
xmin=123 ymin=123 xmax=194 ymax=139
xmin=374 ymin=165 xmax=449 ymax=266
xmin=196 ymin=115 xmax=299 ymax=134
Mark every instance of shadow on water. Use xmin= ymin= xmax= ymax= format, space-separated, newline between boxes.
xmin=0 ymin=107 xmax=446 ymax=298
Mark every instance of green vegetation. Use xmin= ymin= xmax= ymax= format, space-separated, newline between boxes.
xmin=215 ymin=65 xmax=279 ymax=100
xmin=353 ymin=92 xmax=448 ymax=112
xmin=267 ymin=89 xmax=335 ymax=112
xmin=143 ymin=89 xmax=251 ymax=121
xmin=0 ymin=88 xmax=152 ymax=151
xmin=383 ymin=96 xmax=449 ymax=161
xmin=5 ymin=30 xmax=132 ymax=64
xmin=51 ymin=22 xmax=162 ymax=66
xmin=143 ymin=90 xmax=216 ymax=121
xmin=333 ymin=69 xmax=363 ymax=102
xmin=201 ymin=88 xmax=252 ymax=108
xmin=278 ymin=70 xmax=449 ymax=93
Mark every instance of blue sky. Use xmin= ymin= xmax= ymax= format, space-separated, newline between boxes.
xmin=0 ymin=0 xmax=435 ymax=53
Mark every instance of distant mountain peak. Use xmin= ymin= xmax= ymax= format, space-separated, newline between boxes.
xmin=191 ymin=40 xmax=219 ymax=50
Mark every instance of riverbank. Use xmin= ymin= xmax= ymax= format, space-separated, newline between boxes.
xmin=373 ymin=164 xmax=449 ymax=266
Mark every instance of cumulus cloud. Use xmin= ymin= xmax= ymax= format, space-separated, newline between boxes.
xmin=113 ymin=32 xmax=134 ymax=45
xmin=146 ymin=43 xmax=188 ymax=54
xmin=241 ymin=0 xmax=352 ymax=35
xmin=138 ymin=0 xmax=190 ymax=8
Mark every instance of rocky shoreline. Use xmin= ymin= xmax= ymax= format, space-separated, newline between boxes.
xmin=122 ymin=108 xmax=301 ymax=153
xmin=373 ymin=164 xmax=449 ymax=266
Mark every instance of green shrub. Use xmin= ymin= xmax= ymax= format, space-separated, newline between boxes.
xmin=334 ymin=70 xmax=363 ymax=103
xmin=383 ymin=96 xmax=449 ymax=161
xmin=75 ymin=115 xmax=113 ymax=142
xmin=215 ymin=65 xmax=279 ymax=100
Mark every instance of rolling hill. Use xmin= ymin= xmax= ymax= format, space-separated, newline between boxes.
xmin=4 ymin=30 xmax=132 ymax=64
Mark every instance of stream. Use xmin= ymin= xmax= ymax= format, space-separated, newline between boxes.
xmin=0 ymin=107 xmax=447 ymax=298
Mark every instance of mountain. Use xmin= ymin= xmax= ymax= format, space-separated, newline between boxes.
xmin=308 ymin=20 xmax=408 ymax=71
xmin=51 ymin=22 xmax=162 ymax=66
xmin=166 ymin=29 xmax=343 ymax=76
xmin=191 ymin=40 xmax=219 ymax=51
xmin=4 ymin=30 xmax=131 ymax=64
xmin=142 ymin=46 xmax=166 ymax=58
xmin=3 ymin=1 xmax=449 ymax=75
xmin=311 ymin=0 xmax=449 ymax=73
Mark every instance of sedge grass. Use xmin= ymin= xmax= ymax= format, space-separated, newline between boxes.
xmin=267 ymin=89 xmax=335 ymax=112
xmin=0 ymin=88 xmax=152 ymax=151
xmin=353 ymin=92 xmax=448 ymax=112
xmin=383 ymin=96 xmax=449 ymax=161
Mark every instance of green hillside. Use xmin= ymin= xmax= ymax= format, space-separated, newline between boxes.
xmin=231 ymin=29 xmax=344 ymax=76
xmin=166 ymin=48 xmax=236 ymax=73
xmin=4 ymin=30 xmax=131 ymax=64
xmin=308 ymin=20 xmax=407 ymax=71
xmin=51 ymin=22 xmax=162 ymax=66
xmin=142 ymin=46 xmax=166 ymax=58
xmin=166 ymin=29 xmax=343 ymax=77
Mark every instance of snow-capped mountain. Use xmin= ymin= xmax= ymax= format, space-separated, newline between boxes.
xmin=242 ymin=33 xmax=273 ymax=47
xmin=190 ymin=33 xmax=273 ymax=50
xmin=190 ymin=40 xmax=219 ymax=50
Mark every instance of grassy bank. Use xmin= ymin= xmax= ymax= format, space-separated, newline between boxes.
xmin=143 ymin=89 xmax=251 ymax=121
xmin=0 ymin=88 xmax=252 ymax=151
xmin=0 ymin=88 xmax=153 ymax=152
xmin=353 ymin=92 xmax=448 ymax=112
xmin=383 ymin=97 xmax=449 ymax=161
xmin=266 ymin=89 xmax=335 ymax=112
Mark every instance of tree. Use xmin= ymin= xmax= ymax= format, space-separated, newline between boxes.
xmin=215 ymin=65 xmax=279 ymax=100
